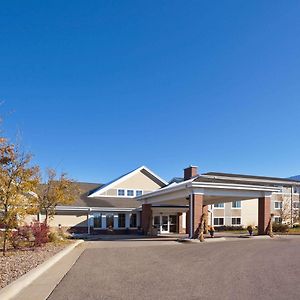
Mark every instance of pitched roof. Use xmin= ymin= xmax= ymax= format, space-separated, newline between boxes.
xmin=202 ymin=172 xmax=300 ymax=186
xmin=289 ymin=175 xmax=300 ymax=181
xmin=168 ymin=177 xmax=184 ymax=184
xmin=58 ymin=181 xmax=140 ymax=209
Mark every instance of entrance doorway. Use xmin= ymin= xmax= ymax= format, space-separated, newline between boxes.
xmin=153 ymin=214 xmax=178 ymax=234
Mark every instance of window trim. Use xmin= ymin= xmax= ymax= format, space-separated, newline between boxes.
xmin=231 ymin=201 xmax=241 ymax=209
xmin=231 ymin=217 xmax=242 ymax=226
xmin=135 ymin=190 xmax=143 ymax=197
xmin=274 ymin=201 xmax=283 ymax=210
xmin=126 ymin=189 xmax=134 ymax=197
xmin=274 ymin=216 xmax=282 ymax=224
xmin=213 ymin=217 xmax=224 ymax=226
xmin=213 ymin=203 xmax=224 ymax=209
xmin=117 ymin=189 xmax=125 ymax=196
xmin=117 ymin=189 xmax=143 ymax=198
xmin=93 ymin=213 xmax=102 ymax=229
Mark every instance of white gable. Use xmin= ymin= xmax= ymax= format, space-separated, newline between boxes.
xmin=89 ymin=166 xmax=167 ymax=198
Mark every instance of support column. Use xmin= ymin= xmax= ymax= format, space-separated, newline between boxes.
xmin=202 ymin=205 xmax=208 ymax=234
xmin=189 ymin=194 xmax=204 ymax=238
xmin=186 ymin=210 xmax=190 ymax=235
xmin=178 ymin=213 xmax=185 ymax=234
xmin=114 ymin=214 xmax=119 ymax=229
xmin=125 ymin=213 xmax=130 ymax=229
xmin=258 ymin=196 xmax=271 ymax=235
xmin=87 ymin=210 xmax=91 ymax=235
xmin=141 ymin=204 xmax=152 ymax=235
xmin=137 ymin=212 xmax=141 ymax=228
xmin=102 ymin=214 xmax=107 ymax=228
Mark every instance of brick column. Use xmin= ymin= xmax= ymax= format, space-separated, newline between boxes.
xmin=258 ymin=196 xmax=271 ymax=235
xmin=141 ymin=204 xmax=152 ymax=235
xmin=190 ymin=194 xmax=204 ymax=238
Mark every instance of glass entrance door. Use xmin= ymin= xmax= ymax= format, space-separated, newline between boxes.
xmin=153 ymin=214 xmax=179 ymax=234
xmin=153 ymin=216 xmax=160 ymax=232
xmin=153 ymin=215 xmax=170 ymax=233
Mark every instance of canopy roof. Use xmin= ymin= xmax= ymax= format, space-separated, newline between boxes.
xmin=137 ymin=175 xmax=281 ymax=206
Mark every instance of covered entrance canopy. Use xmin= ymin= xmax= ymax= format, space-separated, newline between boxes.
xmin=137 ymin=175 xmax=281 ymax=238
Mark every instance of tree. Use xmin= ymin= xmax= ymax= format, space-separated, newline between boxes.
xmin=277 ymin=187 xmax=294 ymax=225
xmin=37 ymin=169 xmax=79 ymax=226
xmin=0 ymin=138 xmax=39 ymax=255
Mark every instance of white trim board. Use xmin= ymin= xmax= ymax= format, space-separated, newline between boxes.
xmin=55 ymin=206 xmax=138 ymax=212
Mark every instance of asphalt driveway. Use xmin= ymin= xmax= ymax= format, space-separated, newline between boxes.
xmin=48 ymin=237 xmax=300 ymax=300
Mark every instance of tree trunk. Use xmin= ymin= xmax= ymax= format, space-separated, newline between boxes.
xmin=44 ymin=210 xmax=49 ymax=226
xmin=3 ymin=228 xmax=8 ymax=256
xmin=3 ymin=204 xmax=8 ymax=256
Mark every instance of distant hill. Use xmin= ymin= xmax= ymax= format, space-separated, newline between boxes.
xmin=289 ymin=175 xmax=300 ymax=181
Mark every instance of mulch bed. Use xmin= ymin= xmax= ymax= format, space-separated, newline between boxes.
xmin=0 ymin=242 xmax=71 ymax=289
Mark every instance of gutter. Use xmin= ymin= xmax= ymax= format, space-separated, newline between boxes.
xmin=202 ymin=174 xmax=300 ymax=187
xmin=55 ymin=206 xmax=137 ymax=212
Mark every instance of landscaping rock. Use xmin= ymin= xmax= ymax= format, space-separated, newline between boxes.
xmin=0 ymin=242 xmax=69 ymax=288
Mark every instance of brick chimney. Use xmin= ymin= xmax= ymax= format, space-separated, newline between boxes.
xmin=184 ymin=165 xmax=198 ymax=180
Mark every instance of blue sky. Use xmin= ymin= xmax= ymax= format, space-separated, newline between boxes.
xmin=1 ymin=1 xmax=300 ymax=183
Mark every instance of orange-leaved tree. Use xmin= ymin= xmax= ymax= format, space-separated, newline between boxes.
xmin=37 ymin=169 xmax=79 ymax=226
xmin=0 ymin=138 xmax=40 ymax=255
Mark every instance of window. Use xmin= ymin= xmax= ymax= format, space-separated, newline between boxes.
xmin=130 ymin=213 xmax=137 ymax=227
xmin=274 ymin=216 xmax=282 ymax=224
xmin=294 ymin=187 xmax=298 ymax=194
xmin=118 ymin=189 xmax=125 ymax=196
xmin=93 ymin=214 xmax=102 ymax=228
xmin=118 ymin=213 xmax=126 ymax=228
xmin=293 ymin=202 xmax=300 ymax=209
xmin=274 ymin=201 xmax=283 ymax=209
xmin=232 ymin=217 xmax=241 ymax=225
xmin=213 ymin=218 xmax=224 ymax=226
xmin=127 ymin=190 xmax=134 ymax=197
xmin=214 ymin=203 xmax=224 ymax=208
xmin=232 ymin=201 xmax=241 ymax=208
xmin=118 ymin=189 xmax=143 ymax=197
xmin=106 ymin=214 xmax=114 ymax=228
xmin=136 ymin=190 xmax=143 ymax=197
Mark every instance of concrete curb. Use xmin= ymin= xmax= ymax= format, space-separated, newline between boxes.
xmin=178 ymin=235 xmax=277 ymax=244
xmin=0 ymin=239 xmax=84 ymax=300
xmin=178 ymin=237 xmax=227 ymax=243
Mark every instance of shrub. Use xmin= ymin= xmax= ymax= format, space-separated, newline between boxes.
xmin=48 ymin=231 xmax=66 ymax=243
xmin=272 ymin=222 xmax=289 ymax=233
xmin=48 ymin=232 xmax=59 ymax=243
xmin=31 ymin=222 xmax=49 ymax=246
xmin=5 ymin=222 xmax=49 ymax=250
xmin=215 ymin=226 xmax=244 ymax=231
xmin=11 ymin=225 xmax=35 ymax=249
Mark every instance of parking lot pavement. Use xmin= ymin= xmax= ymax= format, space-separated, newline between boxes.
xmin=48 ymin=237 xmax=300 ymax=300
